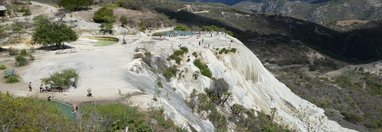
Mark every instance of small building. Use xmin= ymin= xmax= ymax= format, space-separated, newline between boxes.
xmin=0 ymin=6 xmax=6 ymax=17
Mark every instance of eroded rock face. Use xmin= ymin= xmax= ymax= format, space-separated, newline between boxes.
xmin=125 ymin=33 xmax=356 ymax=132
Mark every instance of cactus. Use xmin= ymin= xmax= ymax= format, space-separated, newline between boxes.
xmin=4 ymin=68 xmax=16 ymax=78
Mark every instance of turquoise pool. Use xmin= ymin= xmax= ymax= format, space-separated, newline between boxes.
xmin=153 ymin=30 xmax=193 ymax=36
xmin=52 ymin=101 xmax=76 ymax=120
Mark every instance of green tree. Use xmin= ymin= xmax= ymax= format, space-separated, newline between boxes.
xmin=32 ymin=22 xmax=78 ymax=48
xmin=41 ymin=69 xmax=79 ymax=90
xmin=93 ymin=6 xmax=115 ymax=23
xmin=119 ymin=15 xmax=128 ymax=27
xmin=58 ymin=0 xmax=92 ymax=11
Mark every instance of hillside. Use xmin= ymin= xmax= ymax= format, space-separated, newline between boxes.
xmin=182 ymin=0 xmax=382 ymax=27
xmin=240 ymin=0 xmax=382 ymax=25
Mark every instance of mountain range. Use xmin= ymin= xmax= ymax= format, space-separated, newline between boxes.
xmin=181 ymin=0 xmax=382 ymax=26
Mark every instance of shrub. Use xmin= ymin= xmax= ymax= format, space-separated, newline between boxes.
xmin=193 ymin=59 xmax=212 ymax=78
xmin=230 ymin=48 xmax=237 ymax=53
xmin=23 ymin=8 xmax=31 ymax=16
xmin=8 ymin=48 xmax=19 ymax=56
xmin=0 ymin=93 xmax=77 ymax=131
xmin=119 ymin=15 xmax=128 ymax=26
xmin=208 ymin=108 xmax=227 ymax=131
xmin=163 ymin=66 xmax=177 ymax=81
xmin=174 ymin=25 xmax=189 ymax=31
xmin=41 ymin=69 xmax=79 ymax=90
xmin=180 ymin=47 xmax=188 ymax=53
xmin=93 ymin=7 xmax=115 ymax=23
xmin=4 ymin=68 xmax=16 ymax=78
xmin=157 ymin=79 xmax=163 ymax=88
xmin=100 ymin=23 xmax=113 ymax=34
xmin=136 ymin=124 xmax=152 ymax=131
xmin=0 ymin=64 xmax=6 ymax=70
xmin=20 ymin=49 xmax=28 ymax=56
xmin=80 ymin=103 xmax=182 ymax=131
xmin=143 ymin=52 xmax=152 ymax=67
xmin=206 ymin=78 xmax=229 ymax=104
xmin=231 ymin=104 xmax=245 ymax=115
xmin=6 ymin=76 xmax=19 ymax=83
xmin=192 ymin=52 xmax=197 ymax=58
xmin=219 ymin=48 xmax=236 ymax=54
xmin=341 ymin=111 xmax=365 ymax=123
xmin=219 ymin=48 xmax=227 ymax=54
xmin=116 ymin=0 xmax=147 ymax=11
xmin=149 ymin=108 xmax=177 ymax=129
xmin=58 ymin=0 xmax=92 ymax=11
xmin=15 ymin=55 xmax=28 ymax=66
xmin=197 ymin=93 xmax=214 ymax=112
xmin=202 ymin=25 xmax=219 ymax=31
xmin=33 ymin=15 xmax=50 ymax=26
xmin=169 ymin=47 xmax=188 ymax=65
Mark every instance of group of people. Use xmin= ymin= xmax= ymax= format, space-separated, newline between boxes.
xmin=28 ymin=82 xmax=50 ymax=93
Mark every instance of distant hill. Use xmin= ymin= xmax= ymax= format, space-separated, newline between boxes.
xmin=181 ymin=0 xmax=382 ymax=26
xmin=181 ymin=0 xmax=330 ymax=5
xmin=236 ymin=0 xmax=382 ymax=25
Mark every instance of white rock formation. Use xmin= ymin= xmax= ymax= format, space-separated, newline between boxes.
xmin=125 ymin=33 xmax=356 ymax=132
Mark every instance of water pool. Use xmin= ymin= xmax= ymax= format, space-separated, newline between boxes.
xmin=153 ymin=30 xmax=193 ymax=37
xmin=76 ymin=36 xmax=119 ymax=46
xmin=52 ymin=101 xmax=76 ymax=120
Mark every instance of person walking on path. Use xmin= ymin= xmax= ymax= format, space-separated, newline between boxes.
xmin=28 ymin=82 xmax=32 ymax=92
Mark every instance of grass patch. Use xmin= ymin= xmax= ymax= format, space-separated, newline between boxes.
xmin=0 ymin=93 xmax=76 ymax=131
xmin=163 ymin=66 xmax=177 ymax=81
xmin=0 ymin=64 xmax=6 ymax=70
xmin=218 ymin=48 xmax=237 ymax=54
xmin=80 ymin=103 xmax=184 ymax=131
xmin=6 ymin=76 xmax=19 ymax=83
xmin=174 ymin=25 xmax=189 ymax=31
xmin=193 ymin=59 xmax=212 ymax=78
xmin=229 ymin=104 xmax=291 ymax=131
xmin=169 ymin=47 xmax=188 ymax=64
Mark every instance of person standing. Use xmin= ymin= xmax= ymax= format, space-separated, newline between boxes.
xmin=28 ymin=82 xmax=32 ymax=92
xmin=39 ymin=84 xmax=43 ymax=93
